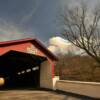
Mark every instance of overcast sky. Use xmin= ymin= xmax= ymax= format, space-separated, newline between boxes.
xmin=0 ymin=0 xmax=99 ymax=42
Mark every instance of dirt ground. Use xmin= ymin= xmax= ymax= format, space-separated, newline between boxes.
xmin=0 ymin=89 xmax=95 ymax=100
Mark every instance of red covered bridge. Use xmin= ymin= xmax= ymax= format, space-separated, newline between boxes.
xmin=0 ymin=38 xmax=58 ymax=89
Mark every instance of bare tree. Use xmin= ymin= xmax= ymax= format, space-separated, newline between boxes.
xmin=61 ymin=2 xmax=100 ymax=64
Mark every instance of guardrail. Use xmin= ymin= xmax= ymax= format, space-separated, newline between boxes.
xmin=55 ymin=80 xmax=100 ymax=98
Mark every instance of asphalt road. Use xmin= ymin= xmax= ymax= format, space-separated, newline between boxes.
xmin=0 ymin=89 xmax=97 ymax=100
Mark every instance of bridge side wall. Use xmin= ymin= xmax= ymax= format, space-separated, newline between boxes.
xmin=40 ymin=61 xmax=53 ymax=89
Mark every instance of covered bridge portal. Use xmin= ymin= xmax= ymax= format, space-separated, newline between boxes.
xmin=0 ymin=50 xmax=46 ymax=88
xmin=0 ymin=38 xmax=58 ymax=89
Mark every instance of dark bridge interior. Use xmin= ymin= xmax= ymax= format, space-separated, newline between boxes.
xmin=0 ymin=50 xmax=46 ymax=89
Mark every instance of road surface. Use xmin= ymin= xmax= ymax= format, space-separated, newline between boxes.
xmin=0 ymin=89 xmax=96 ymax=100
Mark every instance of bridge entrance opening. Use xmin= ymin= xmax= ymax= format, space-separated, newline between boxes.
xmin=0 ymin=50 xmax=46 ymax=89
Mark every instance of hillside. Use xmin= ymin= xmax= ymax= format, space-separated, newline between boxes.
xmin=55 ymin=55 xmax=100 ymax=82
